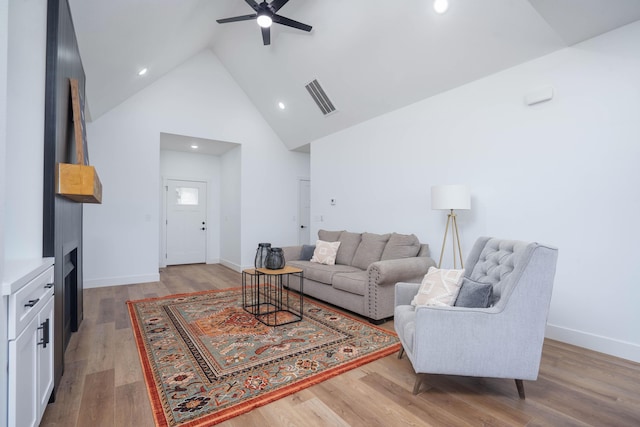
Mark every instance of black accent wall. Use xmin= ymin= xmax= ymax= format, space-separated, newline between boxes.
xmin=43 ymin=0 xmax=85 ymax=395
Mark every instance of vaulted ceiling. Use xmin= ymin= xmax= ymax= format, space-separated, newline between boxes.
xmin=68 ymin=0 xmax=640 ymax=151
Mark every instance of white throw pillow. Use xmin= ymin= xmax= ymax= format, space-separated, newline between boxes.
xmin=310 ymin=240 xmax=341 ymax=265
xmin=411 ymin=267 xmax=465 ymax=307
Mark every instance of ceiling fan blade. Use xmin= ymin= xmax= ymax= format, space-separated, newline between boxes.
xmin=269 ymin=0 xmax=290 ymax=13
xmin=273 ymin=14 xmax=312 ymax=32
xmin=244 ymin=0 xmax=260 ymax=12
xmin=261 ymin=26 xmax=271 ymax=45
xmin=216 ymin=13 xmax=257 ymax=24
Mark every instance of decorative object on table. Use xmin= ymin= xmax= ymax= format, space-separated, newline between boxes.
xmin=394 ymin=237 xmax=558 ymax=398
xmin=265 ymin=247 xmax=285 ymax=270
xmin=127 ymin=288 xmax=400 ymax=427
xmin=431 ymin=184 xmax=470 ymax=268
xmin=254 ymin=242 xmax=271 ymax=268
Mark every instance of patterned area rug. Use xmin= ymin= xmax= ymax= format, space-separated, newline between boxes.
xmin=127 ymin=288 xmax=400 ymax=427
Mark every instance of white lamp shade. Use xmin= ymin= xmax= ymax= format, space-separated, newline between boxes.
xmin=431 ymin=185 xmax=470 ymax=210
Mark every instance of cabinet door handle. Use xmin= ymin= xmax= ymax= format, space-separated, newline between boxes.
xmin=44 ymin=283 xmax=54 ymax=289
xmin=24 ymin=298 xmax=40 ymax=308
xmin=37 ymin=318 xmax=50 ymax=348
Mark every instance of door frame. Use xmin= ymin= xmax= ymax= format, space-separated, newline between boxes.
xmin=297 ymin=177 xmax=311 ymax=245
xmin=160 ymin=177 xmax=209 ymax=268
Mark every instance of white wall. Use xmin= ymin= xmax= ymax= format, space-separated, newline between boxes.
xmin=239 ymin=135 xmax=310 ymax=268
xmin=2 ymin=0 xmax=48 ymax=423
xmin=160 ymin=149 xmax=223 ymax=265
xmin=83 ymin=48 xmax=310 ymax=286
xmin=309 ymin=22 xmax=640 ymax=362
xmin=0 ymin=1 xmax=8 ymax=424
xmin=4 ymin=0 xmax=46 ymax=261
xmin=220 ymin=146 xmax=241 ymax=269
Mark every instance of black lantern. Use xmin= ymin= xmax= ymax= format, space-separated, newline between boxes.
xmin=254 ymin=243 xmax=271 ymax=268
xmin=265 ymin=247 xmax=285 ymax=270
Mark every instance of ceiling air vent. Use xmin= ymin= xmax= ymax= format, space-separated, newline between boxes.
xmin=305 ymin=79 xmax=337 ymax=116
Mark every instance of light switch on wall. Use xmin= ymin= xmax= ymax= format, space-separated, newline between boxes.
xmin=330 ymin=198 xmax=336 ymax=206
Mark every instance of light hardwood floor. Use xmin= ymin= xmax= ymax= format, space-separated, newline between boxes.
xmin=41 ymin=264 xmax=640 ymax=426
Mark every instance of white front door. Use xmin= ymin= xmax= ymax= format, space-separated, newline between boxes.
xmin=298 ymin=179 xmax=311 ymax=245
xmin=166 ymin=179 xmax=207 ymax=265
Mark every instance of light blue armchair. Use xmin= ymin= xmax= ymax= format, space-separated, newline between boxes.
xmin=394 ymin=237 xmax=558 ymax=398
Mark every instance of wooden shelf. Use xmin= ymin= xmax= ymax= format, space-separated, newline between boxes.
xmin=54 ymin=79 xmax=103 ymax=204
xmin=56 ymin=163 xmax=102 ymax=204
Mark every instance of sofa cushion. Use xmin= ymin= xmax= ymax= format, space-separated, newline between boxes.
xmin=311 ymin=240 xmax=341 ymax=265
xmin=300 ymin=244 xmax=316 ymax=261
xmin=416 ymin=244 xmax=430 ymax=257
xmin=351 ymin=232 xmax=391 ymax=270
xmin=381 ymin=233 xmax=421 ymax=261
xmin=411 ymin=267 xmax=465 ymax=307
xmin=331 ymin=271 xmax=368 ymax=296
xmin=318 ymin=229 xmax=343 ymax=242
xmin=454 ymin=277 xmax=493 ymax=308
xmin=288 ymin=260 xmax=361 ymax=285
xmin=335 ymin=231 xmax=361 ymax=265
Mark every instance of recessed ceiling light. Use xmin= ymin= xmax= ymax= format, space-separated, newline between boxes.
xmin=138 ymin=68 xmax=148 ymax=76
xmin=278 ymin=102 xmax=286 ymax=110
xmin=433 ymin=0 xmax=449 ymax=14
xmin=190 ymin=144 xmax=198 ymax=149
xmin=257 ymin=14 xmax=272 ymax=28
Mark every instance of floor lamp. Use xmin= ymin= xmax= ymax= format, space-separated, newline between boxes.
xmin=431 ymin=185 xmax=470 ymax=269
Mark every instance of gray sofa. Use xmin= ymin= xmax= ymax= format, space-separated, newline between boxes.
xmin=282 ymin=229 xmax=436 ymax=324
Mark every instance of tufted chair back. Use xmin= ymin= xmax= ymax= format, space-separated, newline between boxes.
xmin=466 ymin=237 xmax=533 ymax=306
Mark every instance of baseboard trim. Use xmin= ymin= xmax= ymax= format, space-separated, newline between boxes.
xmin=220 ymin=259 xmax=242 ymax=272
xmin=546 ymin=324 xmax=640 ymax=363
xmin=84 ymin=273 xmax=160 ymax=289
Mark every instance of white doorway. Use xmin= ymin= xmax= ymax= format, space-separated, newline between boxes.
xmin=298 ymin=179 xmax=311 ymax=245
xmin=165 ymin=179 xmax=207 ymax=265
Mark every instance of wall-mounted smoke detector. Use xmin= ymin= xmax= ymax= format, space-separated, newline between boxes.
xmin=305 ymin=79 xmax=337 ymax=116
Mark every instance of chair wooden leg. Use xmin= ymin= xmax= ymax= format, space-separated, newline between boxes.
xmin=413 ymin=374 xmax=424 ymax=395
xmin=515 ymin=379 xmax=525 ymax=399
xmin=398 ymin=347 xmax=404 ymax=359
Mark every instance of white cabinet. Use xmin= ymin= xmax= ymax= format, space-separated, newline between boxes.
xmin=3 ymin=260 xmax=54 ymax=427
xmin=9 ymin=315 xmax=38 ymax=427
xmin=37 ymin=296 xmax=54 ymax=412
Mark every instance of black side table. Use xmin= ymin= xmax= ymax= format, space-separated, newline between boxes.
xmin=241 ymin=266 xmax=303 ymax=326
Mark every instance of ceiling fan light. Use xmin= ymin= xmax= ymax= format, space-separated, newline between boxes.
xmin=434 ymin=0 xmax=449 ymax=14
xmin=257 ymin=14 xmax=272 ymax=28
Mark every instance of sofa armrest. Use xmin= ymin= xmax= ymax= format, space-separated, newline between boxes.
xmin=395 ymin=282 xmax=421 ymax=306
xmin=365 ymin=256 xmax=436 ymax=321
xmin=368 ymin=256 xmax=436 ymax=286
xmin=281 ymin=245 xmax=303 ymax=263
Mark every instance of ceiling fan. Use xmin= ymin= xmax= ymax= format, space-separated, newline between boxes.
xmin=216 ymin=0 xmax=312 ymax=46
